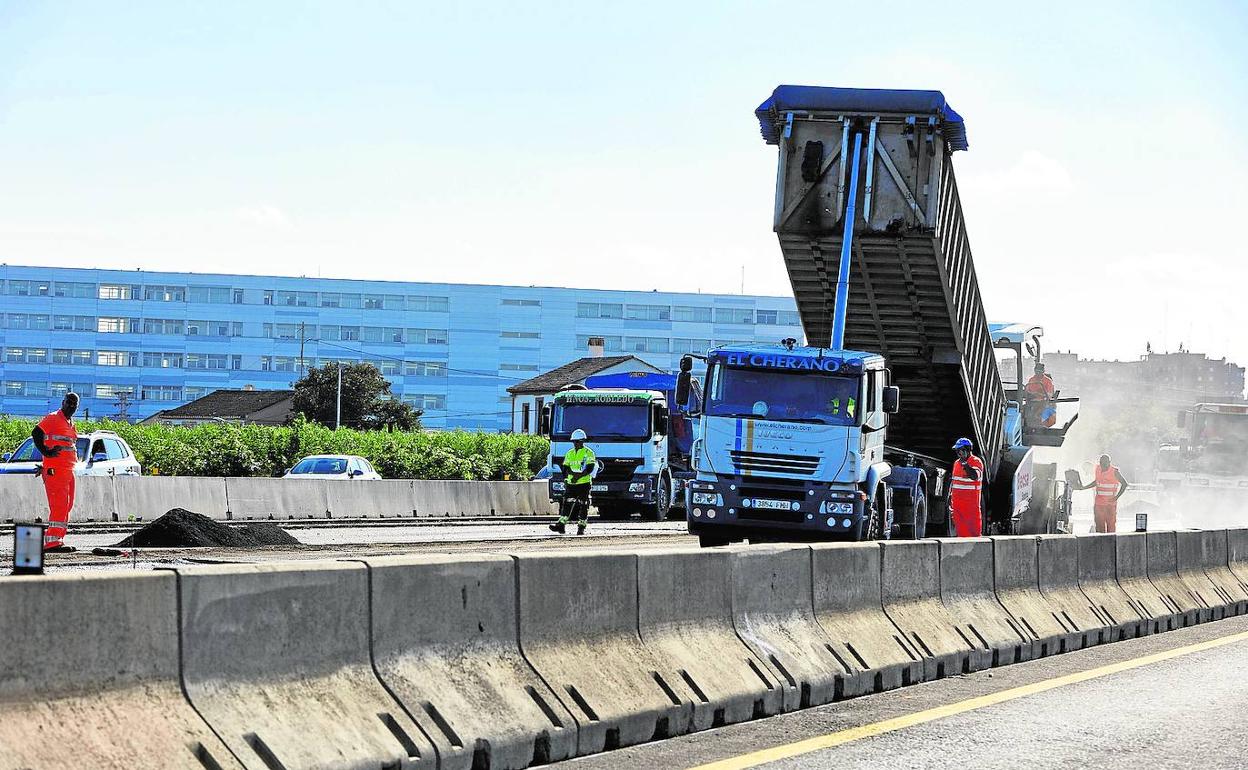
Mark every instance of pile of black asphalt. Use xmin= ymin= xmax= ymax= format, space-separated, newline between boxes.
xmin=114 ymin=507 xmax=301 ymax=548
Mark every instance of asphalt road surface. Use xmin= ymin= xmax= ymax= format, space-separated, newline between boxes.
xmin=555 ymin=614 xmax=1248 ymax=770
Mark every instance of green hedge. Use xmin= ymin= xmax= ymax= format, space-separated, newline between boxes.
xmin=0 ymin=417 xmax=549 ymax=481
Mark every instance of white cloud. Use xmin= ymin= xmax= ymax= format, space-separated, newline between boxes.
xmin=235 ymin=204 xmax=293 ymax=228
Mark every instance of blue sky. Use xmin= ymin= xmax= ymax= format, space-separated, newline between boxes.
xmin=2 ymin=1 xmax=1246 ymax=363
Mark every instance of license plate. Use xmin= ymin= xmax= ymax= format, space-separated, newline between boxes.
xmin=752 ymin=498 xmax=792 ymax=511
xmin=591 ymin=484 xmax=608 ymax=492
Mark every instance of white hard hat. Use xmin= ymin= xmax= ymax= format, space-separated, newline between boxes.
xmin=570 ymin=429 xmax=587 ymax=441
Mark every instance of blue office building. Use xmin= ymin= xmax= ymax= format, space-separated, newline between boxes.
xmin=0 ymin=265 xmax=801 ymax=430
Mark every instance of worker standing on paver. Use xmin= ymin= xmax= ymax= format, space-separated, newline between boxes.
xmin=1078 ymin=454 xmax=1129 ymax=533
xmin=949 ymin=437 xmax=985 ymax=537
xmin=1024 ymin=362 xmax=1057 ymax=428
xmin=549 ymin=428 xmax=596 ymax=535
xmin=32 ymin=392 xmax=80 ymax=552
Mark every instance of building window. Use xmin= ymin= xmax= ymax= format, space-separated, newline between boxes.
xmin=53 ymin=315 xmax=93 ymax=331
xmin=500 ymin=363 xmax=540 ymax=372
xmin=363 ymin=294 xmax=384 ymax=310
xmin=714 ymin=307 xmax=754 ymax=325
xmin=360 ymin=326 xmax=403 ymax=344
xmin=755 ymin=309 xmax=778 ymax=325
xmin=576 ymin=302 xmax=623 ymax=319
xmin=5 ymin=380 xmax=50 ymax=397
xmin=501 ymin=331 xmax=540 ymax=339
xmin=185 ymin=353 xmax=232 ymax=370
xmin=404 ymin=361 xmax=447 ymax=377
xmin=276 ymin=290 xmax=316 ymax=307
xmin=265 ymin=323 xmax=308 ymax=340
xmin=501 ymin=298 xmax=541 ymax=307
xmin=53 ymin=281 xmax=95 ymax=298
xmin=184 ymin=386 xmax=208 ymax=400
xmin=6 ymin=313 xmax=51 ymax=330
xmin=98 ymin=316 xmax=139 ymax=334
xmin=779 ymin=310 xmax=801 ymax=326
xmin=143 ymin=285 xmax=185 ymax=302
xmin=402 ymin=393 xmax=447 ymax=410
xmin=406 ymin=328 xmax=449 ymax=344
xmin=98 ymin=284 xmax=137 ymax=300
xmin=51 ymin=382 xmax=93 ymax=398
xmin=373 ymin=359 xmax=400 ymax=376
xmin=52 ymin=349 xmax=93 ymax=365
xmin=625 ymin=304 xmax=671 ymax=321
xmin=141 ymin=385 xmax=183 ymax=401
xmin=673 ymin=305 xmax=713 ymax=323
xmin=97 ymin=351 xmax=136 ymax=367
xmin=406 ymin=295 xmax=449 ymax=312
xmin=232 ymin=289 xmax=245 ymax=304
xmin=522 ymin=402 xmax=531 ymax=432
xmin=672 ymin=338 xmax=712 ymax=355
xmin=186 ymin=286 xmax=232 ymax=303
xmin=263 ymin=290 xmax=273 ymax=305
xmin=575 ymin=334 xmax=623 ymax=352
xmin=95 ymin=383 xmax=136 ymax=399
xmin=142 ymin=318 xmax=184 ymax=335
xmin=6 ymin=279 xmax=51 ymax=296
xmin=624 ymin=336 xmax=670 ymax=354
xmin=141 ymin=352 xmax=183 ymax=368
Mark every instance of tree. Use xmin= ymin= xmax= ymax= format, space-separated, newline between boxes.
xmin=291 ymin=362 xmax=421 ymax=431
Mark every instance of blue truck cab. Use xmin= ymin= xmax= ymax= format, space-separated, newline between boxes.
xmin=675 ymin=341 xmax=939 ymax=546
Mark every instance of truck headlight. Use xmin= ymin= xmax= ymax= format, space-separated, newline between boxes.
xmin=551 ymin=481 xmax=565 ymax=491
xmin=692 ymin=492 xmax=719 ymax=505
xmin=629 ymin=482 xmax=646 ymax=493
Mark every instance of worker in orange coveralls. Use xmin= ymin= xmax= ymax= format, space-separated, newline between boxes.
xmin=1078 ymin=454 xmax=1130 ymax=533
xmin=32 ymin=392 xmax=80 ymax=552
xmin=949 ymin=437 xmax=986 ymax=537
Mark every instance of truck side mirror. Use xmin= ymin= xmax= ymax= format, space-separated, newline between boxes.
xmin=883 ymin=386 xmax=901 ymax=414
xmin=675 ymin=370 xmax=691 ymax=409
xmin=539 ymin=404 xmax=553 ymax=437
xmin=1176 ymin=411 xmax=1187 ymax=428
xmin=654 ymin=404 xmax=669 ymax=436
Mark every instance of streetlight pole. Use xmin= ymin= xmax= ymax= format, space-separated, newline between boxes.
xmin=335 ymin=362 xmax=342 ymax=430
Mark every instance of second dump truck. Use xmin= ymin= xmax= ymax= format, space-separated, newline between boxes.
xmin=678 ymin=85 xmax=1077 ymax=546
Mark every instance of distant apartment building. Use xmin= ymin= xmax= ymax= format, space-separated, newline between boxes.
xmin=1036 ymin=349 xmax=1245 ymax=404
xmin=0 ymin=265 xmax=802 ymax=430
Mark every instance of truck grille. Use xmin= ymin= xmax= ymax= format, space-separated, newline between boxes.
xmin=729 ymin=450 xmax=819 ymax=476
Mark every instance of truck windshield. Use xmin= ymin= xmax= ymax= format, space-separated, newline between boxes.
xmin=1191 ymin=413 xmax=1248 ymax=474
xmin=705 ymin=365 xmax=860 ymax=426
xmin=553 ymin=403 xmax=650 ymax=441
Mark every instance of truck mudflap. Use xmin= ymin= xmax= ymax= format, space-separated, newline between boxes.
xmin=686 ymin=477 xmax=865 ymax=538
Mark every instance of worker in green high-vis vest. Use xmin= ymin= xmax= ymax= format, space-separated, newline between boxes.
xmin=550 ymin=428 xmax=596 ymax=535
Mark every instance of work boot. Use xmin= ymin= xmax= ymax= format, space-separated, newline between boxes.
xmin=43 ymin=544 xmax=77 ymax=554
xmin=576 ymin=522 xmax=587 ymax=536
xmin=548 ymin=521 xmax=566 ymax=534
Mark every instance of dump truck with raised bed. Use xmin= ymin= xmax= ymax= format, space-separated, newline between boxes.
xmin=677 ymin=85 xmax=1077 ymax=546
xmin=541 ymin=372 xmax=700 ymax=520
xmin=1156 ymin=403 xmax=1248 ymax=510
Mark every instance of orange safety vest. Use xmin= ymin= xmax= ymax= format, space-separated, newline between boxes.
xmin=950 ymin=454 xmax=985 ymax=501
xmin=1094 ymin=464 xmax=1121 ymax=508
xmin=1024 ymin=373 xmax=1055 ymax=400
xmin=36 ymin=410 xmax=78 ymax=469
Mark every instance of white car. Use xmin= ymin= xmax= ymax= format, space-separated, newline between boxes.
xmin=0 ymin=430 xmax=142 ymax=477
xmin=283 ymin=454 xmax=382 ymax=480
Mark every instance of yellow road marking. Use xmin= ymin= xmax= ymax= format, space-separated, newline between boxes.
xmin=692 ymin=628 xmax=1248 ymax=770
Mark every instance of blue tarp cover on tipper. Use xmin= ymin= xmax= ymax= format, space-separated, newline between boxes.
xmin=755 ymin=85 xmax=968 ymax=151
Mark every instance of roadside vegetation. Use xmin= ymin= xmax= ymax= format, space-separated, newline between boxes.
xmin=0 ymin=416 xmax=548 ymax=480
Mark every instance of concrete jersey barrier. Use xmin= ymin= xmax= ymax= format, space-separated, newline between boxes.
xmin=880 ymin=540 xmax=991 ymax=679
xmin=1035 ymin=535 xmax=1108 ymax=648
xmin=365 ymin=553 xmax=577 ymax=770
xmin=991 ymin=536 xmax=1080 ymax=657
xmin=811 ymin=542 xmax=924 ymax=692
xmin=1193 ymin=529 xmax=1248 ymax=614
xmin=175 ymin=562 xmax=437 ymax=769
xmin=1114 ymin=532 xmax=1183 ymax=634
xmin=728 ymin=545 xmax=852 ymax=708
xmin=0 ymin=572 xmax=242 ymax=770
xmin=1175 ymin=530 xmax=1232 ymax=620
xmin=114 ymin=474 xmax=228 ymax=521
xmin=937 ymin=537 xmax=1035 ymax=665
xmin=636 ymin=547 xmax=784 ymax=730
xmin=1226 ymin=528 xmax=1248 ymax=590
xmin=1146 ymin=530 xmax=1209 ymax=625
xmin=514 ymin=550 xmax=694 ymax=755
xmin=1076 ymin=534 xmax=1145 ymax=640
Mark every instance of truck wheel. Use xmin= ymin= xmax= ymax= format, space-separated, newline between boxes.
xmin=644 ymin=475 xmax=672 ymax=522
xmin=896 ymin=493 xmax=928 ymax=540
